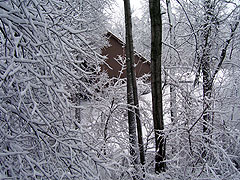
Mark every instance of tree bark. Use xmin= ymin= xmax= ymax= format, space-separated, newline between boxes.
xmin=201 ymin=0 xmax=213 ymax=139
xmin=149 ymin=0 xmax=166 ymax=173
xmin=166 ymin=0 xmax=177 ymax=124
xmin=123 ymin=0 xmax=143 ymax=178
xmin=123 ymin=0 xmax=145 ymax=169
xmin=200 ymin=0 xmax=239 ymax=158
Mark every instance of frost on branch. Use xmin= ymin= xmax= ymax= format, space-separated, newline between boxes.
xmin=0 ymin=0 xmax=110 ymax=179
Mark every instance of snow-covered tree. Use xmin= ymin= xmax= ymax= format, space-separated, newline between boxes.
xmin=0 ymin=0 xmax=112 ymax=179
xmin=163 ymin=0 xmax=240 ymax=179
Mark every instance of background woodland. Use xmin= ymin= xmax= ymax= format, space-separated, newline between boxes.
xmin=0 ymin=0 xmax=240 ymax=179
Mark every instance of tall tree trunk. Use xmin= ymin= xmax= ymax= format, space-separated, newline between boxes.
xmin=201 ymin=0 xmax=213 ymax=139
xmin=200 ymin=0 xmax=239 ymax=158
xmin=149 ymin=0 xmax=166 ymax=173
xmin=123 ymin=0 xmax=145 ymax=169
xmin=166 ymin=0 xmax=177 ymax=124
xmin=166 ymin=0 xmax=179 ymax=160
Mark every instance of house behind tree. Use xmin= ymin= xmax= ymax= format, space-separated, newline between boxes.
xmin=101 ymin=32 xmax=150 ymax=79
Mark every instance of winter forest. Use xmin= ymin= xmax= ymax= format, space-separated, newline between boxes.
xmin=0 ymin=0 xmax=240 ymax=179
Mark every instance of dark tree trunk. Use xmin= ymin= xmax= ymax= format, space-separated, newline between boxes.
xmin=201 ymin=0 xmax=213 ymax=138
xmin=123 ymin=0 xmax=145 ymax=170
xmin=123 ymin=1 xmax=143 ymax=178
xmin=149 ymin=0 xmax=166 ymax=173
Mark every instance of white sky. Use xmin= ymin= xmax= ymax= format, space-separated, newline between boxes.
xmin=115 ymin=0 xmax=142 ymax=9
xmin=114 ymin=0 xmax=144 ymax=17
